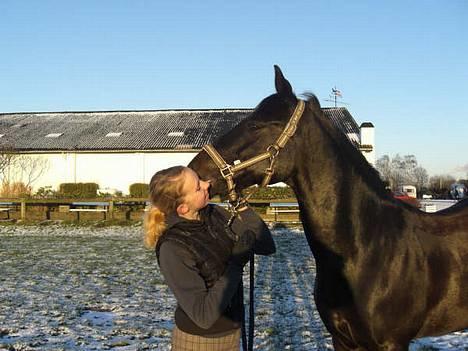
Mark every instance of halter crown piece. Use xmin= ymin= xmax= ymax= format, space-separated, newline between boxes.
xmin=202 ymin=100 xmax=305 ymax=222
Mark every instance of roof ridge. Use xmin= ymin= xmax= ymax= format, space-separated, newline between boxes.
xmin=0 ymin=108 xmax=254 ymax=116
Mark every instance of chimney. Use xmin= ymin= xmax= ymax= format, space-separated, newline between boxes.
xmin=359 ymin=122 xmax=375 ymax=166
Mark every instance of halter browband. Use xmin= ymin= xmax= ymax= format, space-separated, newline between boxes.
xmin=203 ymin=99 xmax=305 ymax=204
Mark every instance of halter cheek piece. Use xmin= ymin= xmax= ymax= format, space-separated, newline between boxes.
xmin=202 ymin=100 xmax=305 ymax=224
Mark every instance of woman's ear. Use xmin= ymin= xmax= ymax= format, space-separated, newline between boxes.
xmin=176 ymin=203 xmax=189 ymax=216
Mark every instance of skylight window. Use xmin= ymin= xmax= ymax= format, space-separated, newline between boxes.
xmin=45 ymin=133 xmax=63 ymax=138
xmin=106 ymin=132 xmax=123 ymax=137
xmin=175 ymin=144 xmax=194 ymax=149
xmin=168 ymin=131 xmax=184 ymax=137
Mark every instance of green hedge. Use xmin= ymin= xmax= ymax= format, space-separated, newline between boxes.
xmin=129 ymin=183 xmax=149 ymax=198
xmin=242 ymin=186 xmax=295 ymax=200
xmin=59 ymin=183 xmax=99 ymax=198
xmin=126 ymin=184 xmax=294 ymax=200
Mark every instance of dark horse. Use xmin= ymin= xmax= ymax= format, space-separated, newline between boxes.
xmin=189 ymin=66 xmax=468 ymax=350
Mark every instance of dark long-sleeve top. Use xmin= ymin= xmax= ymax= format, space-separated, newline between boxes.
xmin=158 ymin=205 xmax=275 ymax=335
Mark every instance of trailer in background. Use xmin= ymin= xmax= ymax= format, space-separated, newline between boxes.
xmin=398 ymin=185 xmax=417 ymax=198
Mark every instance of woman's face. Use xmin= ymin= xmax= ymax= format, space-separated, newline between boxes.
xmin=181 ymin=168 xmax=211 ymax=212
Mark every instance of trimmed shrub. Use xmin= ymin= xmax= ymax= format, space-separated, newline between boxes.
xmin=242 ymin=186 xmax=295 ymax=200
xmin=59 ymin=183 xmax=99 ymax=198
xmin=129 ymin=183 xmax=149 ymax=198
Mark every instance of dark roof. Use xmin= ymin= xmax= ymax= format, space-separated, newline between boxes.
xmin=360 ymin=122 xmax=374 ymax=128
xmin=0 ymin=107 xmax=360 ymax=151
xmin=323 ymin=107 xmax=360 ymax=135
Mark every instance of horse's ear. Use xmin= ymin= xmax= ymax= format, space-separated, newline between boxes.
xmin=274 ymin=65 xmax=294 ymax=98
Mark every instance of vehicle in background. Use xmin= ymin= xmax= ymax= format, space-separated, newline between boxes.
xmin=450 ymin=183 xmax=467 ymax=200
xmin=393 ymin=189 xmax=420 ymax=208
xmin=397 ymin=185 xmax=417 ymax=199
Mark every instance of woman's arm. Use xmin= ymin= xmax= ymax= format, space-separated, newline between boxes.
xmin=158 ymin=241 xmax=243 ymax=329
xmin=217 ymin=205 xmax=276 ymax=256
xmin=235 ymin=207 xmax=276 ymax=255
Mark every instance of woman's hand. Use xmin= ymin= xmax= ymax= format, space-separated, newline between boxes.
xmin=229 ymin=230 xmax=255 ymax=267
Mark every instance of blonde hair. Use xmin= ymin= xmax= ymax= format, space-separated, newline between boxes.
xmin=144 ymin=166 xmax=187 ymax=249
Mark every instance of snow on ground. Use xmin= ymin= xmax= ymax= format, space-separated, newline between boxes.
xmin=0 ymin=223 xmax=466 ymax=350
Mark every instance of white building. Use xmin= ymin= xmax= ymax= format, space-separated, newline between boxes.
xmin=0 ymin=107 xmax=374 ymax=195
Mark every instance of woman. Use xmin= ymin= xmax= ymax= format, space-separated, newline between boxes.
xmin=145 ymin=166 xmax=275 ymax=350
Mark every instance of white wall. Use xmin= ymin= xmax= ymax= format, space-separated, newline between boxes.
xmin=10 ymin=151 xmax=198 ymax=195
xmin=360 ymin=126 xmax=375 ymax=166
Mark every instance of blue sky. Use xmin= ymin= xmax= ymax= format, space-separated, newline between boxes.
xmin=1 ymin=0 xmax=467 ymax=178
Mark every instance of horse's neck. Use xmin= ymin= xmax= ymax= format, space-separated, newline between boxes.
xmin=288 ymin=117 xmax=392 ymax=257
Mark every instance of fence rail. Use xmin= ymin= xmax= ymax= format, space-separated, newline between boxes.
xmin=0 ymin=198 xmax=462 ymax=222
xmin=0 ymin=197 xmax=299 ymax=222
xmin=0 ymin=198 xmax=149 ymax=221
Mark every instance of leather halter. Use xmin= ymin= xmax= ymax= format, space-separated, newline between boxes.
xmin=202 ymin=99 xmax=305 ymax=207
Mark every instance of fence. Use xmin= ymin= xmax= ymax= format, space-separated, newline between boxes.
xmin=0 ymin=198 xmax=147 ymax=222
xmin=0 ymin=198 xmax=301 ymax=222
xmin=1 ymin=198 xmax=462 ymax=222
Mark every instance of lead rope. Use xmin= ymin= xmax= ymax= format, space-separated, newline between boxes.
xmin=248 ymin=253 xmax=255 ymax=351
xmin=239 ymin=252 xmax=255 ymax=351
xmin=225 ymin=197 xmax=255 ymax=351
xmin=217 ymin=149 xmax=278 ymax=351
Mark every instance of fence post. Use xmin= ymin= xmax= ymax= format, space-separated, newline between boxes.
xmin=20 ymin=199 xmax=26 ymax=221
xmin=108 ymin=200 xmax=114 ymax=220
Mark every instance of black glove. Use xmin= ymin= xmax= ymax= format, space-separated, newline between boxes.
xmin=229 ymin=230 xmax=255 ymax=267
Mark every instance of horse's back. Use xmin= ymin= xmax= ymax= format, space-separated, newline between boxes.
xmin=432 ymin=197 xmax=468 ymax=215
xmin=416 ymin=198 xmax=468 ymax=238
xmin=410 ymin=199 xmax=468 ymax=336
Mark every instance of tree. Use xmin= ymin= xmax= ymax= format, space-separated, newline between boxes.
xmin=428 ymin=174 xmax=456 ymax=199
xmin=414 ymin=166 xmax=429 ymax=194
xmin=0 ymin=152 xmax=50 ymax=197
xmin=14 ymin=155 xmax=49 ymax=187
xmin=390 ymin=154 xmax=405 ymax=187
xmin=375 ymin=155 xmax=391 ymax=186
xmin=0 ymin=147 xmax=16 ymax=183
xmin=375 ymin=154 xmax=428 ymax=193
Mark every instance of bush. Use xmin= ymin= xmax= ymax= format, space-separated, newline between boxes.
xmin=242 ymin=185 xmax=295 ymax=200
xmin=34 ymin=186 xmax=59 ymax=199
xmin=0 ymin=182 xmax=32 ymax=198
xmin=129 ymin=183 xmax=149 ymax=198
xmin=97 ymin=188 xmax=123 ymax=197
xmin=59 ymin=183 xmax=99 ymax=198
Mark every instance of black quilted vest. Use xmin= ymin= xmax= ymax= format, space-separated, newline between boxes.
xmin=155 ymin=204 xmax=244 ymax=335
xmin=156 ymin=205 xmax=236 ymax=288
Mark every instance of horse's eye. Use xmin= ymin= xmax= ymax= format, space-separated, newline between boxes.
xmin=247 ymin=122 xmax=262 ymax=130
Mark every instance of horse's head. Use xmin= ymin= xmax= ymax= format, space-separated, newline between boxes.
xmin=189 ymin=65 xmax=306 ymax=197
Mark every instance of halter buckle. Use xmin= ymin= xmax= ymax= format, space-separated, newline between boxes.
xmin=220 ymin=165 xmax=234 ymax=179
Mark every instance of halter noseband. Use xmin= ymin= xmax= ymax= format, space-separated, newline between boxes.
xmin=202 ymin=99 xmax=305 ymax=210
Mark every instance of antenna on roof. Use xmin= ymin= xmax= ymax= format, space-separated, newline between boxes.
xmin=324 ymin=86 xmax=349 ymax=107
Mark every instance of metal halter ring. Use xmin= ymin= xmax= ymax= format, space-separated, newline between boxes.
xmin=266 ymin=145 xmax=280 ymax=159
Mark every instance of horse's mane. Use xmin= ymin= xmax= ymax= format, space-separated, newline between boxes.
xmin=302 ymin=93 xmax=389 ymax=198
